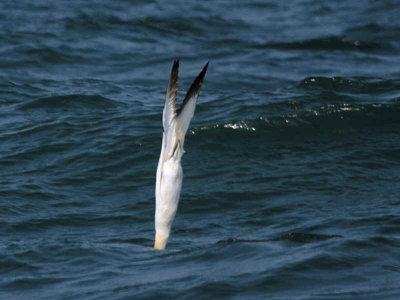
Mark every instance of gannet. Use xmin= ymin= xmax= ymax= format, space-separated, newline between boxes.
xmin=154 ymin=60 xmax=208 ymax=249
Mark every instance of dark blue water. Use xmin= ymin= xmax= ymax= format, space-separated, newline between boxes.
xmin=1 ymin=1 xmax=400 ymax=299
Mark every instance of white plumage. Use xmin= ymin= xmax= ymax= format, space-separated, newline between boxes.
xmin=154 ymin=60 xmax=208 ymax=249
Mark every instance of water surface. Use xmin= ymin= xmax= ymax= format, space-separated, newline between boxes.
xmin=1 ymin=0 xmax=400 ymax=299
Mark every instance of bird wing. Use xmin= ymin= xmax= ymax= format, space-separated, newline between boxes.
xmin=176 ymin=62 xmax=208 ymax=136
xmin=163 ymin=59 xmax=179 ymax=131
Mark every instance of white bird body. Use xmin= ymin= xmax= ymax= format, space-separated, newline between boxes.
xmin=154 ymin=127 xmax=183 ymax=247
xmin=154 ymin=60 xmax=208 ymax=249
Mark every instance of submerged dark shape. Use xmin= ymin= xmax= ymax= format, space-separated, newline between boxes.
xmin=274 ymin=232 xmax=343 ymax=243
xmin=217 ymin=233 xmax=342 ymax=245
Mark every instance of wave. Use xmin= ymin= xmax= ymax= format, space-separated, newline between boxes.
xmin=9 ymin=213 xmax=142 ymax=232
xmin=254 ymin=36 xmax=390 ymax=52
xmin=344 ymin=23 xmax=400 ymax=42
xmin=63 ymin=12 xmax=245 ymax=38
xmin=19 ymin=94 xmax=118 ymax=111
xmin=192 ymin=102 xmax=400 ymax=136
xmin=299 ymin=76 xmax=400 ymax=95
xmin=21 ymin=46 xmax=87 ymax=64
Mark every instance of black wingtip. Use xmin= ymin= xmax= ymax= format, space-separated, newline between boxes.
xmin=177 ymin=61 xmax=209 ymax=114
xmin=195 ymin=61 xmax=209 ymax=86
xmin=200 ymin=61 xmax=209 ymax=78
xmin=171 ymin=59 xmax=179 ymax=74
xmin=166 ymin=59 xmax=179 ymax=114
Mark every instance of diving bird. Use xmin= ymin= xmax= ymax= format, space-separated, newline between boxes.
xmin=154 ymin=60 xmax=208 ymax=250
